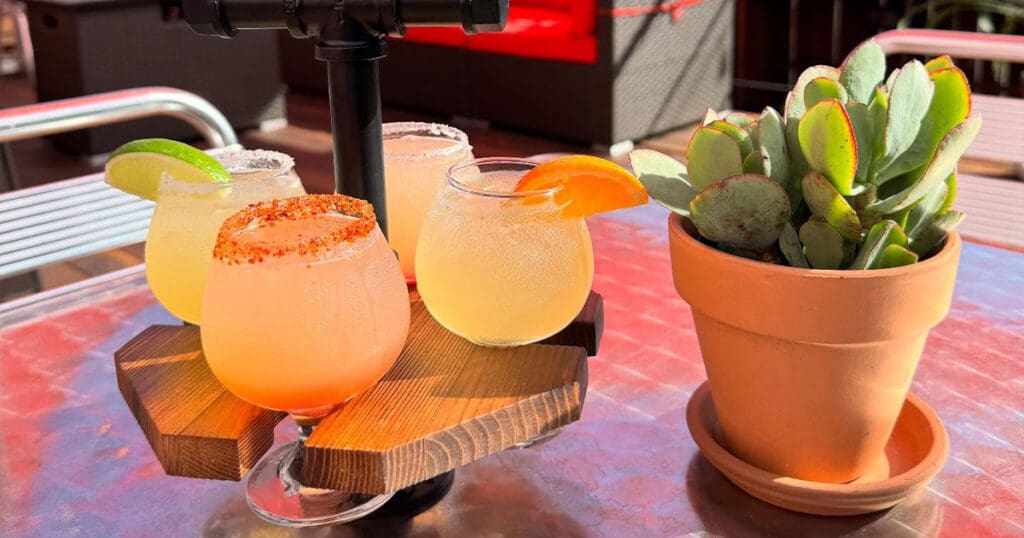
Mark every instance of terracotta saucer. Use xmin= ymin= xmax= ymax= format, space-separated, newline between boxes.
xmin=686 ymin=382 xmax=949 ymax=516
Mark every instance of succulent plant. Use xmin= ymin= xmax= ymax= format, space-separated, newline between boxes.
xmin=632 ymin=40 xmax=979 ymax=270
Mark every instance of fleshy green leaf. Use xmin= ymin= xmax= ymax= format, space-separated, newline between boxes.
xmin=742 ymin=151 xmax=764 ymax=174
xmin=629 ymin=149 xmax=696 ymax=216
xmin=939 ymin=172 xmax=957 ymax=214
xmin=868 ymin=87 xmax=889 ymax=163
xmin=785 ymin=65 xmax=841 ymax=120
xmin=849 ymin=220 xmax=909 ymax=270
xmin=846 ymin=102 xmax=875 ymax=182
xmin=686 ymin=126 xmax=744 ymax=190
xmin=804 ymin=77 xmax=849 ymax=109
xmin=758 ymin=107 xmax=789 ymax=186
xmin=747 ymin=120 xmax=760 ymax=149
xmin=689 ymin=174 xmax=792 ymax=251
xmin=839 ymin=39 xmax=886 ymax=104
xmin=710 ymin=120 xmax=754 ymax=157
xmin=787 ymin=173 xmax=805 ymax=210
xmin=925 ymin=55 xmax=953 ymax=74
xmin=798 ymin=99 xmax=858 ymax=195
xmin=872 ymin=244 xmax=919 ymax=269
xmin=842 ymin=241 xmax=857 ymax=267
xmin=890 ymin=205 xmax=915 ymax=229
xmin=874 ymin=66 xmax=972 ymax=184
xmin=724 ymin=112 xmax=757 ymax=129
xmin=904 ymin=174 xmax=949 ymax=237
xmin=885 ymin=68 xmax=900 ymax=92
xmin=799 ymin=217 xmax=845 ymax=269
xmin=876 ymin=60 xmax=934 ymax=173
xmin=853 ymin=183 xmax=878 ymax=210
xmin=779 ymin=222 xmax=809 ymax=268
xmin=867 ymin=115 xmax=981 ymax=214
xmin=910 ymin=210 xmax=964 ymax=256
xmin=801 ymin=171 xmax=863 ymax=242
xmin=786 ymin=117 xmax=811 ymax=179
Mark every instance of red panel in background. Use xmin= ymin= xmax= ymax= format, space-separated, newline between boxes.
xmin=403 ymin=3 xmax=599 ymax=64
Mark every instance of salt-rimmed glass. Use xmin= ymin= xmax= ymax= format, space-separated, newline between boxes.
xmin=383 ymin=122 xmax=473 ymax=281
xmin=415 ymin=158 xmax=594 ymax=347
xmin=200 ymin=194 xmax=410 ymax=526
xmin=145 ymin=149 xmax=305 ymax=324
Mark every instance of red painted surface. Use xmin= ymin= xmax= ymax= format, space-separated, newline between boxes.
xmin=0 ymin=202 xmax=1021 ymax=536
xmin=403 ymin=0 xmax=599 ymax=64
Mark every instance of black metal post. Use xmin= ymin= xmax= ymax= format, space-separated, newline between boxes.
xmin=324 ymin=58 xmax=388 ymax=237
xmin=316 ymin=22 xmax=389 ymax=238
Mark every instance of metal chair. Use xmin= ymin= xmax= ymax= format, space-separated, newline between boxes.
xmin=0 ymin=87 xmax=239 ymax=300
xmin=873 ymin=29 xmax=1024 ymax=249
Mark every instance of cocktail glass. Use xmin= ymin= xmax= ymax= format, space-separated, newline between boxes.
xmin=200 ymin=194 xmax=411 ymax=526
xmin=383 ymin=122 xmax=472 ymax=282
xmin=416 ymin=158 xmax=594 ymax=346
xmin=145 ymin=149 xmax=305 ymax=324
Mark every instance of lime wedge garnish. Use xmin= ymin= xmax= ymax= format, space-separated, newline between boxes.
xmin=104 ymin=138 xmax=231 ymax=201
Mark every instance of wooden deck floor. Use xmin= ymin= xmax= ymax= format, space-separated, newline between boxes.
xmin=2 ymin=71 xmax=1020 ymax=299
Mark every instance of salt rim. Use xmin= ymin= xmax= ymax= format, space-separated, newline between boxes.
xmin=159 ymin=149 xmax=296 ymax=197
xmin=382 ymin=122 xmax=471 ymax=161
xmin=213 ymin=194 xmax=375 ymax=265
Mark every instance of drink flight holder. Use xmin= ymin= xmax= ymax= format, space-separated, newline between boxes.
xmin=112 ymin=0 xmax=558 ymax=518
xmin=114 ymin=294 xmax=602 ymax=513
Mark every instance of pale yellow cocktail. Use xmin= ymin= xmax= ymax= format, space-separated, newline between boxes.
xmin=416 ymin=158 xmax=594 ymax=346
xmin=383 ymin=122 xmax=472 ymax=280
xmin=144 ymin=150 xmax=305 ymax=324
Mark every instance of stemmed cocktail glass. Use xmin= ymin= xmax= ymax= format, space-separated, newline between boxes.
xmin=145 ymin=150 xmax=305 ymax=324
xmin=200 ymin=194 xmax=411 ymax=526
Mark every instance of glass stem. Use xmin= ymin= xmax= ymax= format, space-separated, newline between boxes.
xmin=297 ymin=424 xmax=314 ymax=451
xmin=282 ymin=423 xmax=317 ymax=495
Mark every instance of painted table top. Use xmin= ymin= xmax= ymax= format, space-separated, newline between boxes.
xmin=1 ymin=202 xmax=1021 ymax=537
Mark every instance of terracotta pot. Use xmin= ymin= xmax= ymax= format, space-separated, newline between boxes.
xmin=669 ymin=214 xmax=961 ymax=483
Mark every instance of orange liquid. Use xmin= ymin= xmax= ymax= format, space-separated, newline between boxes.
xmin=200 ymin=216 xmax=410 ymax=416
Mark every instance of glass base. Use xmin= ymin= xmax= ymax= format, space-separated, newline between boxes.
xmin=512 ymin=427 xmax=563 ymax=449
xmin=246 ymin=441 xmax=394 ymax=527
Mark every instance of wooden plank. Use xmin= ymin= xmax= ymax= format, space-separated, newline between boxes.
xmin=541 ymin=291 xmax=603 ymax=355
xmin=113 ymin=293 xmax=602 ymax=488
xmin=114 ymin=325 xmax=284 ymax=481
xmin=303 ymin=302 xmax=588 ymax=493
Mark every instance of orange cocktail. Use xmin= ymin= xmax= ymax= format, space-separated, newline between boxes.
xmin=200 ymin=194 xmax=409 ymax=526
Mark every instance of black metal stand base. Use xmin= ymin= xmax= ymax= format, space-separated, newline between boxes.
xmin=368 ymin=470 xmax=456 ymax=519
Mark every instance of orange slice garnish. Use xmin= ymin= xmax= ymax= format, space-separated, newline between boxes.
xmin=514 ymin=155 xmax=648 ymax=217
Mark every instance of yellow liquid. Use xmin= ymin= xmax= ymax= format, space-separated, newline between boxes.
xmin=416 ymin=171 xmax=594 ymax=346
xmin=201 ymin=218 xmax=410 ymax=416
xmin=383 ymin=134 xmax=472 ymax=280
xmin=145 ymin=171 xmax=305 ymax=324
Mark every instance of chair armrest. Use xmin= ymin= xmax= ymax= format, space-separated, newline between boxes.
xmin=873 ymin=29 xmax=1024 ymax=63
